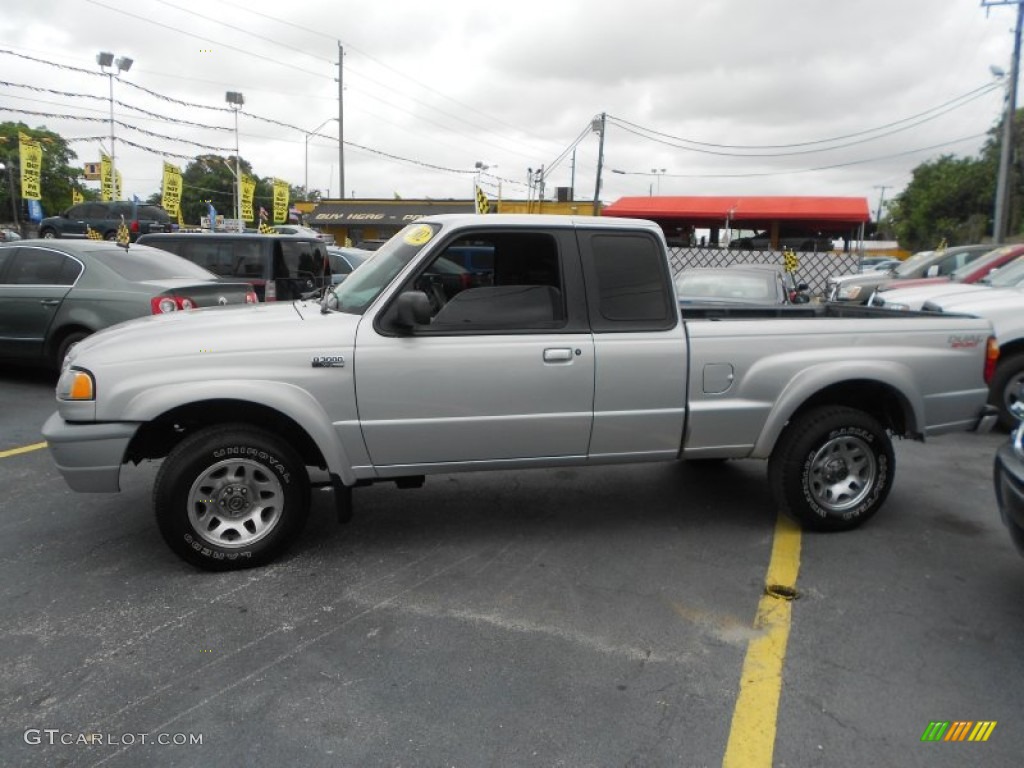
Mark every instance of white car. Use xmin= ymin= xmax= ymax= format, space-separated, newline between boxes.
xmin=868 ymin=256 xmax=1024 ymax=311
xmin=921 ymin=287 xmax=1024 ymax=429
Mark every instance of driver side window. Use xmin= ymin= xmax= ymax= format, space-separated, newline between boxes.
xmin=410 ymin=232 xmax=565 ymax=331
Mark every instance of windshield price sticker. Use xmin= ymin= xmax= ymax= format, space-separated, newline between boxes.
xmin=403 ymin=224 xmax=434 ymax=246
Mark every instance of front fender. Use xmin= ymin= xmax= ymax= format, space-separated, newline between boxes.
xmin=119 ymin=380 xmax=358 ymax=486
xmin=751 ymin=361 xmax=923 ymax=458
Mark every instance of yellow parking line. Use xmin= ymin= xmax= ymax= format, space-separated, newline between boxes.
xmin=722 ymin=514 xmax=802 ymax=768
xmin=0 ymin=441 xmax=48 ymax=459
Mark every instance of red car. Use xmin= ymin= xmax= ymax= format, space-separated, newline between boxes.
xmin=872 ymin=244 xmax=1024 ymax=300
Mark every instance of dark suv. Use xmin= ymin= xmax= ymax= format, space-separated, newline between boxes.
xmin=137 ymin=232 xmax=331 ymax=301
xmin=38 ymin=202 xmax=173 ymax=242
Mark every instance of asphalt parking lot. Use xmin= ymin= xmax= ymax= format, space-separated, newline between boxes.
xmin=1 ymin=367 xmax=1022 ymax=768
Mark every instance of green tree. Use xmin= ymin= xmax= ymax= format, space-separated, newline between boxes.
xmin=0 ymin=121 xmax=88 ymax=223
xmin=887 ymin=154 xmax=995 ymax=252
xmin=885 ymin=109 xmax=1024 ymax=251
xmin=178 ymin=154 xmax=300 ymax=225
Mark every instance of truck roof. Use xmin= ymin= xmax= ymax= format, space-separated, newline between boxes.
xmin=416 ymin=213 xmax=665 ymax=235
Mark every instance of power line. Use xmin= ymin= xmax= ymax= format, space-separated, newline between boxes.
xmin=608 ymin=81 xmax=1001 ymax=151
xmin=82 ymin=0 xmax=332 ymax=81
xmin=606 ymin=84 xmax=999 ymax=158
xmin=209 ymin=0 xmax=561 ymax=152
xmin=653 ymin=133 xmax=987 ymax=178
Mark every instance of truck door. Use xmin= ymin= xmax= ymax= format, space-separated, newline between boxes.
xmin=576 ymin=229 xmax=688 ymax=460
xmin=354 ymin=228 xmax=596 ymax=468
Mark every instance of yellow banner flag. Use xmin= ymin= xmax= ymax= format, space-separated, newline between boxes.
xmin=100 ymin=153 xmax=113 ymax=201
xmin=18 ymin=132 xmax=42 ymax=201
xmin=272 ymin=178 xmax=289 ymax=224
xmin=241 ymin=175 xmax=256 ymax=222
xmin=72 ymin=187 xmax=83 ymax=206
xmin=161 ymin=161 xmax=182 ymax=217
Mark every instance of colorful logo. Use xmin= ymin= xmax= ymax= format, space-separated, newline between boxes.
xmin=921 ymin=721 xmax=996 ymax=742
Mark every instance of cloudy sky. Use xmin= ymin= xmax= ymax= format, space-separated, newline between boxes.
xmin=0 ymin=0 xmax=1018 ymax=214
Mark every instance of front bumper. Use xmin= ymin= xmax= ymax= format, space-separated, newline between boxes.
xmin=41 ymin=412 xmax=140 ymax=492
xmin=994 ymin=437 xmax=1024 ymax=557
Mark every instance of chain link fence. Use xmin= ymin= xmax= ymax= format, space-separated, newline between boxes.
xmin=667 ymin=246 xmax=861 ymax=298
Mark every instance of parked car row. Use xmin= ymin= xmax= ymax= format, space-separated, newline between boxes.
xmin=0 ymin=240 xmax=257 ymax=368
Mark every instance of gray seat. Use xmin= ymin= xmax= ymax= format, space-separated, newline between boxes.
xmin=431 ymin=285 xmax=562 ymax=326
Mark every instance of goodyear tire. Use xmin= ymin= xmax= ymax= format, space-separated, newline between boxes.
xmin=768 ymin=406 xmax=894 ymax=531
xmin=154 ymin=425 xmax=310 ymax=570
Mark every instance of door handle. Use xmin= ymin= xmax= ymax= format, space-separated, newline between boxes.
xmin=543 ymin=348 xmax=573 ymax=362
xmin=40 ymin=299 xmax=60 ymax=307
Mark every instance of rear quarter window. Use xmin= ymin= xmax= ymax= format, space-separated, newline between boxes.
xmin=585 ymin=233 xmax=674 ymax=330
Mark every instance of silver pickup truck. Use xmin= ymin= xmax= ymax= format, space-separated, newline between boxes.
xmin=42 ymin=215 xmax=999 ymax=570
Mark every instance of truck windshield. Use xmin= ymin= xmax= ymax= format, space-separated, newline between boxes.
xmin=326 ymin=223 xmax=440 ymax=315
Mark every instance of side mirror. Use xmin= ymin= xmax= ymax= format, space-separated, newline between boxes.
xmin=395 ymin=291 xmax=432 ymax=329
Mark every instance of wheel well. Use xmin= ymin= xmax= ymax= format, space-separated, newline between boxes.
xmin=125 ymin=399 xmax=328 ymax=469
xmin=789 ymin=380 xmax=916 ymax=436
xmin=997 ymin=338 xmax=1024 ymax=362
xmin=48 ymin=325 xmax=93 ymax=359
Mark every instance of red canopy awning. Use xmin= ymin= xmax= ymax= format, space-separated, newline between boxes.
xmin=603 ymin=195 xmax=870 ymax=232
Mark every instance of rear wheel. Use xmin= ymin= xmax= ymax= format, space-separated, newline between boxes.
xmin=989 ymin=352 xmax=1024 ymax=430
xmin=768 ymin=406 xmax=894 ymax=531
xmin=154 ymin=425 xmax=310 ymax=570
xmin=103 ymin=230 xmax=117 ymax=241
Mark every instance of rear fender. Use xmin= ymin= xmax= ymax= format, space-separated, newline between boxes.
xmin=751 ymin=362 xmax=923 ymax=458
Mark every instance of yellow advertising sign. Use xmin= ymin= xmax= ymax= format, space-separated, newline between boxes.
xmin=100 ymin=153 xmax=113 ymax=201
xmin=18 ymin=132 xmax=42 ymax=201
xmin=272 ymin=178 xmax=289 ymax=224
xmin=241 ymin=175 xmax=256 ymax=222
xmin=72 ymin=188 xmax=83 ymax=205
xmin=100 ymin=154 xmax=122 ymax=200
xmin=161 ymin=162 xmax=182 ymax=217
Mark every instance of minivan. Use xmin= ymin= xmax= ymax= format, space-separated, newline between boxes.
xmin=137 ymin=232 xmax=331 ymax=301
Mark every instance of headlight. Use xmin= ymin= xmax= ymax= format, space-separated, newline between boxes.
xmin=837 ymin=285 xmax=862 ymax=300
xmin=57 ymin=367 xmax=95 ymax=401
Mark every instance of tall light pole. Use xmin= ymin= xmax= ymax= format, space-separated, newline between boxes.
xmin=591 ymin=113 xmax=606 ymax=216
xmin=97 ymin=52 xmax=132 ymax=201
xmin=226 ymin=91 xmax=244 ymax=230
xmin=305 ymin=117 xmax=338 ymax=199
xmin=651 ymin=168 xmax=667 ymax=195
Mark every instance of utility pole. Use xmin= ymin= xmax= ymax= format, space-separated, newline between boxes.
xmin=570 ymin=148 xmax=576 ymax=201
xmin=873 ymin=185 xmax=890 ymax=224
xmin=337 ymin=42 xmax=345 ymax=199
xmin=592 ymin=112 xmax=606 ymax=216
xmin=986 ymin=0 xmax=1024 ymax=242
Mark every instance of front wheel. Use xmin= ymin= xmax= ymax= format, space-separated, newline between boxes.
xmin=40 ymin=228 xmax=57 ymax=239
xmin=768 ymin=406 xmax=894 ymax=531
xmin=154 ymin=425 xmax=310 ymax=570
